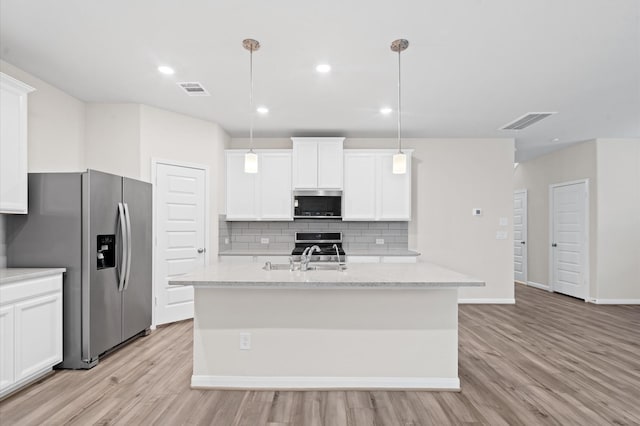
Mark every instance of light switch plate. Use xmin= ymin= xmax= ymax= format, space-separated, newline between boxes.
xmin=499 ymin=217 xmax=509 ymax=226
xmin=496 ymin=231 xmax=508 ymax=240
xmin=376 ymin=238 xmax=385 ymax=245
xmin=224 ymin=237 xmax=230 ymax=244
xmin=261 ymin=237 xmax=269 ymax=244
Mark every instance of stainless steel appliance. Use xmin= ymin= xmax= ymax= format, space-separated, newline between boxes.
xmin=293 ymin=190 xmax=342 ymax=219
xmin=6 ymin=169 xmax=152 ymax=369
xmin=291 ymin=232 xmax=345 ymax=262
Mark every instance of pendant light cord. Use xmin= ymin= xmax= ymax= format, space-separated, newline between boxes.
xmin=397 ymin=49 xmax=402 ymax=154
xmin=249 ymin=47 xmax=254 ymax=153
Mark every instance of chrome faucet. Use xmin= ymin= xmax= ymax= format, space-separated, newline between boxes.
xmin=332 ymin=243 xmax=342 ymax=265
xmin=300 ymin=245 xmax=320 ymax=271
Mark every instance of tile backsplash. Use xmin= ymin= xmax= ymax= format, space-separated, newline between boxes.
xmin=220 ymin=217 xmax=408 ymax=252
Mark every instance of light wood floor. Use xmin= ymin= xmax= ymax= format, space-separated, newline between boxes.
xmin=1 ymin=284 xmax=639 ymax=425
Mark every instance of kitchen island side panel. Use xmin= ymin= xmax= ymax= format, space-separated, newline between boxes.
xmin=192 ymin=288 xmax=458 ymax=389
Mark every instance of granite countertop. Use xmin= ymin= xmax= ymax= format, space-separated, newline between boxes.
xmin=218 ymin=249 xmax=421 ymax=257
xmin=0 ymin=268 xmax=67 ymax=285
xmin=170 ymin=261 xmax=484 ymax=290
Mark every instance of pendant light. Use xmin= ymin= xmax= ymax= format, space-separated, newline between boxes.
xmin=243 ymin=38 xmax=260 ymax=173
xmin=391 ymin=39 xmax=409 ymax=174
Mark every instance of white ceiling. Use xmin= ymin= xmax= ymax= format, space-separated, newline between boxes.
xmin=1 ymin=0 xmax=638 ymax=162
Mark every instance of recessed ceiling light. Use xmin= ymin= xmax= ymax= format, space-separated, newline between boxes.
xmin=380 ymin=107 xmax=393 ymax=115
xmin=316 ymin=64 xmax=331 ymax=73
xmin=158 ymin=66 xmax=175 ymax=75
xmin=552 ymin=138 xmax=560 ymax=142
xmin=256 ymin=106 xmax=269 ymax=114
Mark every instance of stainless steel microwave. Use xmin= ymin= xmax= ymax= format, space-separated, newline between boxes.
xmin=293 ymin=190 xmax=342 ymax=219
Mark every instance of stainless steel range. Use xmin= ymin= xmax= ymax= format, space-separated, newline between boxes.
xmin=291 ymin=232 xmax=345 ymax=263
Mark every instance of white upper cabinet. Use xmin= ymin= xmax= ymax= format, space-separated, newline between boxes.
xmin=343 ymin=150 xmax=412 ymax=221
xmin=292 ymin=137 xmax=344 ymax=189
xmin=0 ymin=73 xmax=35 ymax=214
xmin=225 ymin=150 xmax=292 ymax=221
xmin=226 ymin=151 xmax=258 ymax=220
xmin=292 ymin=140 xmax=318 ymax=189
xmin=259 ymin=152 xmax=293 ymax=220
xmin=343 ymin=152 xmax=377 ymax=220
xmin=378 ymin=153 xmax=412 ymax=220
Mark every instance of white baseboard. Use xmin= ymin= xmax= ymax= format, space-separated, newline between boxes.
xmin=526 ymin=281 xmax=552 ymax=291
xmin=191 ymin=375 xmax=460 ymax=391
xmin=458 ymin=298 xmax=515 ymax=304
xmin=591 ymin=299 xmax=640 ymax=305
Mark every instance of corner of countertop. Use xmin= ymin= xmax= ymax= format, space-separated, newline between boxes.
xmin=0 ymin=267 xmax=67 ymax=284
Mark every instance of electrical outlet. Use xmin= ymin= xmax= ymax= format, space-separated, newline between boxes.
xmin=499 ymin=217 xmax=509 ymax=226
xmin=260 ymin=237 xmax=269 ymax=244
xmin=496 ymin=231 xmax=508 ymax=240
xmin=472 ymin=208 xmax=482 ymax=216
xmin=239 ymin=332 xmax=251 ymax=350
xmin=376 ymin=238 xmax=385 ymax=245
xmin=224 ymin=237 xmax=229 ymax=244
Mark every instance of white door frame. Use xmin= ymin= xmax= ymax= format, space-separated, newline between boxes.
xmin=151 ymin=158 xmax=210 ymax=327
xmin=514 ymin=189 xmax=528 ymax=284
xmin=548 ymin=179 xmax=590 ymax=300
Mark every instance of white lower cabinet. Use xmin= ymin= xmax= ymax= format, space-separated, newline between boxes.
xmin=221 ymin=255 xmax=416 ymax=264
xmin=219 ymin=255 xmax=290 ymax=264
xmin=0 ymin=273 xmax=63 ymax=398
xmin=343 ymin=150 xmax=412 ymax=221
xmin=0 ymin=305 xmax=15 ymax=391
xmin=347 ymin=256 xmax=417 ymax=264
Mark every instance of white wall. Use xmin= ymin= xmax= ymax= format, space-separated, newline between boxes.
xmin=231 ymin=137 xmax=516 ymax=303
xmin=85 ymin=103 xmax=141 ymax=179
xmin=595 ymin=139 xmax=640 ymax=301
xmin=514 ymin=138 xmax=640 ymax=302
xmin=513 ymin=141 xmax=598 ymax=294
xmin=0 ymin=60 xmax=85 ymax=172
xmin=84 ymin=103 xmax=231 ymax=259
xmin=139 ymin=105 xmax=230 ymax=257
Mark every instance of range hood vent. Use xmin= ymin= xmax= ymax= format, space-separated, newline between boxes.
xmin=177 ymin=82 xmax=210 ymax=96
xmin=500 ymin=112 xmax=556 ymax=130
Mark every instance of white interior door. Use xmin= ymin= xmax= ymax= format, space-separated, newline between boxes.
xmin=514 ymin=190 xmax=527 ymax=283
xmin=550 ymin=181 xmax=588 ymax=300
xmin=155 ymin=163 xmax=207 ymax=325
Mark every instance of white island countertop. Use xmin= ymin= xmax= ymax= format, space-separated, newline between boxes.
xmin=170 ymin=261 xmax=484 ymax=290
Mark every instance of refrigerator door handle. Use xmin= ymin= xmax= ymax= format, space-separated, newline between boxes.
xmin=123 ymin=202 xmax=133 ymax=290
xmin=117 ymin=202 xmax=128 ymax=292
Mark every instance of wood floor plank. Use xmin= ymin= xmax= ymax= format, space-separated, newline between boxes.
xmin=1 ymin=284 xmax=639 ymax=425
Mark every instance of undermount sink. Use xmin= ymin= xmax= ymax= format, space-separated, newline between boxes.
xmin=262 ymin=262 xmax=347 ymax=272
xmin=262 ymin=263 xmax=292 ymax=271
xmin=306 ymin=263 xmax=347 ymax=271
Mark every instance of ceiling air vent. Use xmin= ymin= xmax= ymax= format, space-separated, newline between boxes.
xmin=500 ymin=112 xmax=556 ymax=130
xmin=177 ymin=82 xmax=210 ymax=97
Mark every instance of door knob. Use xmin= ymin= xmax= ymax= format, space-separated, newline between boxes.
xmin=197 ymin=248 xmax=206 ymax=254
xmin=552 ymin=243 xmax=557 ymax=247
xmin=520 ymin=241 xmax=526 ymax=244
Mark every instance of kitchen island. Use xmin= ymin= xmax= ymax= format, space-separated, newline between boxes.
xmin=170 ymin=261 xmax=484 ymax=391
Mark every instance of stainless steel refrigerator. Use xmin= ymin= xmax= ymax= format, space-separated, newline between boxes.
xmin=6 ymin=169 xmax=152 ymax=369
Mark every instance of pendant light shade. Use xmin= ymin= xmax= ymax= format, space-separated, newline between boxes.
xmin=391 ymin=39 xmax=409 ymax=174
xmin=244 ymin=151 xmax=258 ymax=173
xmin=243 ymin=38 xmax=260 ymax=174
xmin=392 ymin=152 xmax=407 ymax=174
